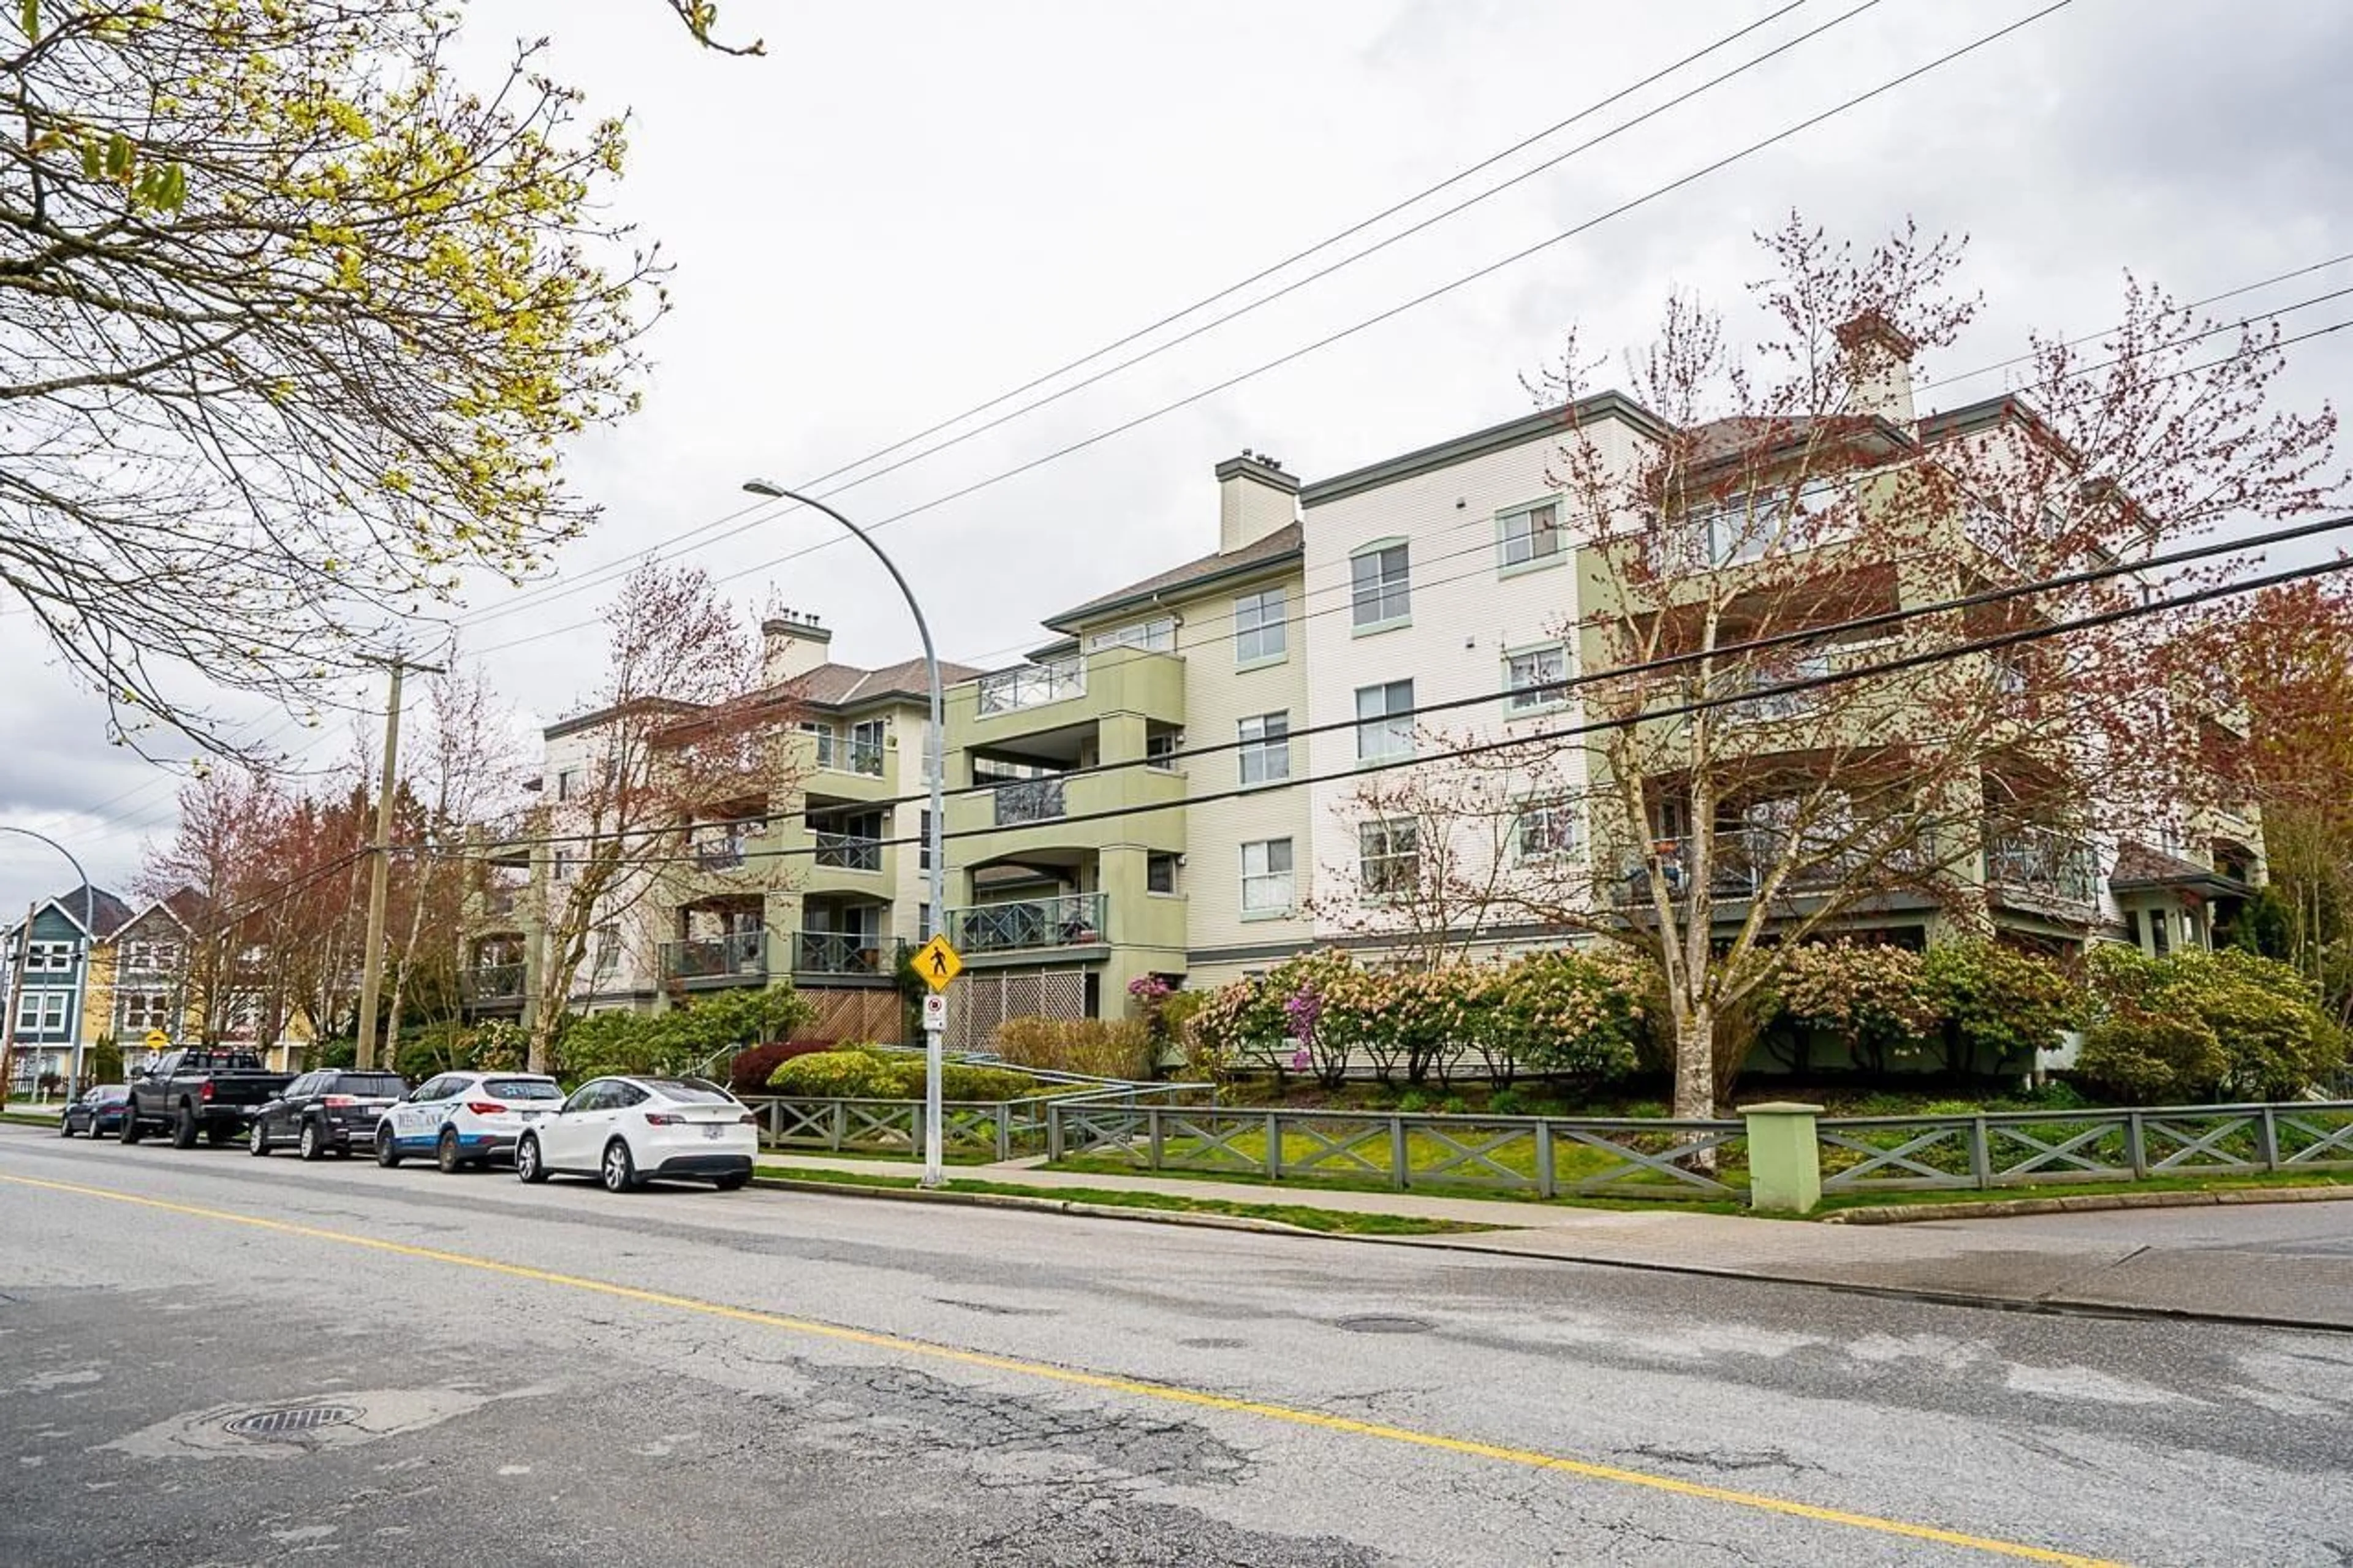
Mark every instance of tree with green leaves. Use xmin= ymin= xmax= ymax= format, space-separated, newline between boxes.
xmin=1 ymin=0 xmax=664 ymax=756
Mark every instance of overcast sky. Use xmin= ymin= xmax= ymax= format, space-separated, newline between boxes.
xmin=6 ymin=0 xmax=2350 ymax=917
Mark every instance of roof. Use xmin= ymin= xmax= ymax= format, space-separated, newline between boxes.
xmin=786 ymin=657 xmax=987 ymax=710
xmin=1680 ymin=412 xmax=1911 ymax=472
xmin=543 ymin=695 xmax=705 ymax=742
xmin=1298 ymin=390 xmax=1672 ymax=509
xmin=2108 ymin=841 xmax=2251 ymax=896
xmin=13 ymin=885 xmax=135 ymax=938
xmin=1045 ymin=522 xmax=1303 ymax=632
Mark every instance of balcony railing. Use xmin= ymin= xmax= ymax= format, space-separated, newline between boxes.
xmin=480 ymin=885 xmax=524 ymax=918
xmin=792 ymin=931 xmax=888 ymax=976
xmin=814 ymin=832 xmax=882 ymax=872
xmin=692 ymin=835 xmax=747 ymax=871
xmin=659 ymin=931 xmax=769 ymax=983
xmin=1615 ymin=830 xmax=1932 ymax=903
xmin=948 ymin=892 xmax=1108 ymax=955
xmin=1985 ymin=825 xmax=2098 ymax=906
xmin=976 ymin=654 xmax=1085 ymax=716
xmin=991 ymin=776 xmax=1068 ymax=826
xmin=461 ymin=963 xmax=526 ymax=1004
xmin=845 ymin=740 xmax=885 ymax=777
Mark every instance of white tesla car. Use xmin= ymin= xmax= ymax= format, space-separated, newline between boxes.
xmin=513 ymin=1075 xmax=759 ymax=1192
xmin=375 ymin=1070 xmax=564 ymax=1173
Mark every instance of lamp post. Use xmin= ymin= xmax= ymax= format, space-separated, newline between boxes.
xmin=743 ymin=479 xmax=949 ymax=1188
xmin=1 ymin=825 xmax=94 ymax=1105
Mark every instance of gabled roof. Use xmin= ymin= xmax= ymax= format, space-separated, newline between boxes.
xmin=543 ymin=695 xmax=705 ymax=742
xmin=12 ymin=885 xmax=135 ymax=939
xmin=1045 ymin=523 xmax=1303 ymax=633
xmin=786 ymin=657 xmax=988 ymax=710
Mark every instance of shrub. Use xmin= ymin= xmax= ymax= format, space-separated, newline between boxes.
xmin=727 ymin=1040 xmax=839 ymax=1096
xmin=85 ymin=1040 xmax=125 ymax=1086
xmin=2078 ymin=945 xmax=2338 ymax=1104
xmin=1917 ymin=941 xmax=2079 ymax=1075
xmin=768 ymin=1050 xmax=901 ymax=1099
xmin=993 ymin=1016 xmax=1151 ymax=1081
xmin=1491 ymin=949 xmax=1643 ymax=1084
xmin=462 ymin=1020 xmax=527 ymax=1072
xmin=1773 ymin=942 xmax=1938 ymax=1074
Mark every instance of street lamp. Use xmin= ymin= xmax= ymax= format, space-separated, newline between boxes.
xmin=1 ymin=825 xmax=95 ymax=1104
xmin=743 ymin=479 xmax=949 ymax=1188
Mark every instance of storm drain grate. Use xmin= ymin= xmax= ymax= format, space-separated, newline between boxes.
xmin=225 ymin=1404 xmax=362 ymax=1441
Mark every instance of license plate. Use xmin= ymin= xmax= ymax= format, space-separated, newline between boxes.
xmin=702 ymin=1124 xmax=723 ymax=1140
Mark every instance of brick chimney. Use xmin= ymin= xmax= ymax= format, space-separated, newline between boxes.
xmin=761 ymin=608 xmax=832 ymax=686
xmin=1835 ymin=311 xmax=1917 ymax=426
xmin=1216 ymin=450 xmax=1299 ymax=555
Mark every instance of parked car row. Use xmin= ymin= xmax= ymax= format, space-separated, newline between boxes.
xmin=63 ymin=1050 xmax=759 ymax=1193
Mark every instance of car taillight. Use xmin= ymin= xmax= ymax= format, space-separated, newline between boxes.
xmin=738 ymin=1112 xmax=757 ymax=1125
xmin=643 ymin=1112 xmax=684 ymax=1126
xmin=200 ymin=1081 xmax=214 ymax=1101
xmin=464 ymin=1101 xmax=505 ymax=1115
xmin=324 ymin=1095 xmax=357 ymax=1107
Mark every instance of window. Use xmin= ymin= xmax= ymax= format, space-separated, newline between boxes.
xmin=1504 ymin=644 xmax=1569 ymax=713
xmin=1355 ymin=681 xmax=1415 ymax=763
xmin=26 ymin=941 xmax=74 ymax=973
xmin=1358 ymin=819 xmax=1420 ymax=896
xmin=1146 ymin=731 xmax=1181 ymax=771
xmin=15 ymin=991 xmax=67 ymax=1033
xmin=919 ymin=809 xmax=933 ymax=871
xmin=1515 ymin=801 xmax=1582 ymax=861
xmin=1351 ymin=542 xmax=1411 ymax=629
xmin=800 ymin=721 xmax=839 ymax=770
xmin=1235 ymin=588 xmax=1287 ymax=664
xmin=123 ymin=940 xmax=180 ymax=972
xmin=849 ymin=719 xmax=887 ymax=776
xmin=556 ymin=767 xmax=582 ymax=801
xmin=561 ymin=1082 xmax=608 ymax=1115
xmin=1498 ymin=501 xmax=1562 ymax=569
xmin=1238 ymin=712 xmax=1291 ymax=786
xmin=918 ymin=903 xmax=934 ymax=942
xmin=552 ymin=848 xmax=575 ymax=882
xmin=119 ymin=993 xmax=173 ymax=1032
xmin=1147 ymin=854 xmax=1180 ymax=895
xmin=2146 ymin=907 xmax=2170 ymax=957
xmin=1692 ymin=479 xmax=1840 ymax=567
xmin=1241 ymin=839 xmax=1294 ymax=915
xmin=593 ymin=922 xmax=620 ymax=977
xmin=1087 ymin=616 xmax=1176 ymax=654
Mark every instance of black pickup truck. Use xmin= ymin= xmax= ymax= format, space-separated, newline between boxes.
xmin=120 ymin=1049 xmax=296 ymax=1149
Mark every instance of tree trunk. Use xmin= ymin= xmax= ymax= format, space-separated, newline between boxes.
xmin=1673 ymin=996 xmax=1716 ymax=1120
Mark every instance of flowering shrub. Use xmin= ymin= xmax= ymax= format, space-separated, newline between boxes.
xmin=2081 ymin=945 xmax=2341 ymax=1103
xmin=1774 ymin=943 xmax=1939 ymax=1073
xmin=1917 ymin=941 xmax=2078 ymax=1074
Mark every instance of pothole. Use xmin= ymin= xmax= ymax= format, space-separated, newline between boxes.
xmin=225 ymin=1405 xmax=363 ymax=1441
xmin=1333 ymin=1314 xmax=1434 ymax=1335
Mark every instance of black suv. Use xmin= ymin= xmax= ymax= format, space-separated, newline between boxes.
xmin=248 ymin=1070 xmax=409 ymax=1161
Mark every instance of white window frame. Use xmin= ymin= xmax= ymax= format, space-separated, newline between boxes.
xmin=119 ymin=991 xmax=173 ymax=1032
xmin=1350 ymin=542 xmax=1411 ymax=631
xmin=849 ymin=718 xmax=887 ymax=775
xmin=1515 ymin=800 xmax=1582 ymax=862
xmin=15 ymin=990 xmax=68 ymax=1033
xmin=556 ymin=767 xmax=582 ymax=802
xmin=593 ymin=922 xmax=621 ymax=977
xmin=800 ymin=720 xmax=839 ymax=770
xmin=1497 ymin=499 xmax=1563 ymax=571
xmin=1146 ymin=853 xmax=1181 ymax=896
xmin=1086 ymin=616 xmax=1176 ymax=654
xmin=1238 ymin=712 xmax=1291 ymax=787
xmin=1240 ymin=839 xmax=1295 ymax=917
xmin=1358 ymin=819 xmax=1420 ymax=898
xmin=1234 ymin=588 xmax=1287 ymax=665
xmin=1503 ymin=643 xmax=1571 ymax=714
xmin=1355 ymin=681 xmax=1415 ymax=763
xmin=26 ymin=941 xmax=75 ymax=973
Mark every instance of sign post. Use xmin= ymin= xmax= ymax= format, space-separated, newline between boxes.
xmin=910 ymin=934 xmax=962 ymax=1184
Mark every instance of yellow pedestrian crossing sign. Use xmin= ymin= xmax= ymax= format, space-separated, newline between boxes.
xmin=912 ymin=934 xmax=963 ymax=991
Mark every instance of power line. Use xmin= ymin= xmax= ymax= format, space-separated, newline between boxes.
xmin=466 ymin=2 xmax=2076 ymax=659
xmin=455 ymin=2 xmax=1841 ymax=629
xmin=431 ymin=510 xmax=2353 ymax=861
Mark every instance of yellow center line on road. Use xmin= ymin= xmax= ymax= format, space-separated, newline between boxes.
xmin=1 ymin=1170 xmax=2120 ymax=1567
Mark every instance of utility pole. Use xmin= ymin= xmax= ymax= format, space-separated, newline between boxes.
xmin=354 ymin=654 xmax=442 ymax=1070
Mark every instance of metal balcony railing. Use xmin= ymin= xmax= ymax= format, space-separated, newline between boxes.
xmin=659 ymin=931 xmax=769 ymax=982
xmin=991 ymin=776 xmax=1067 ymax=826
xmin=846 ymin=740 xmax=885 ymax=777
xmin=814 ymin=832 xmax=883 ymax=872
xmin=792 ymin=931 xmax=887 ymax=975
xmin=947 ymin=892 xmax=1108 ymax=955
xmin=976 ymin=654 xmax=1085 ymax=715
xmin=1615 ymin=830 xmax=1933 ymax=903
xmin=461 ymin=963 xmax=526 ymax=1004
xmin=1985 ymin=825 xmax=2098 ymax=906
xmin=692 ymin=834 xmax=747 ymax=871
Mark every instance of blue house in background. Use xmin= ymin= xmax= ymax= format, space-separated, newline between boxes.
xmin=2 ymin=886 xmax=131 ymax=1097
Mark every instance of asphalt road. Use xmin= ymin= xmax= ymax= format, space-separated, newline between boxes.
xmin=3 ymin=1131 xmax=2350 ymax=1567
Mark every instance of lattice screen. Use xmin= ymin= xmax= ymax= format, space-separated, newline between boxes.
xmin=947 ymin=969 xmax=1088 ymax=1050
xmin=803 ymin=988 xmax=905 ymax=1045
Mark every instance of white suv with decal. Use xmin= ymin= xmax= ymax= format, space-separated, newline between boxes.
xmin=376 ymin=1070 xmax=564 ymax=1173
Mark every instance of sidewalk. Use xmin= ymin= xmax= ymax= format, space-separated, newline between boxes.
xmin=763 ymin=1153 xmax=2353 ymax=1333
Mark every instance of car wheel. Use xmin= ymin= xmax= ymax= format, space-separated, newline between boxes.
xmin=515 ymin=1134 xmax=548 ymax=1184
xmin=57 ymin=1116 xmax=73 ymax=1138
xmin=119 ymin=1108 xmax=142 ymax=1145
xmin=713 ymin=1172 xmax=749 ymax=1192
xmin=376 ymin=1124 xmax=403 ymax=1167
xmin=599 ymin=1138 xmax=640 ymax=1194
xmin=248 ymin=1121 xmax=271 ymax=1157
xmin=436 ymin=1129 xmax=465 ymax=1175
xmin=297 ymin=1119 xmax=324 ymax=1161
xmin=172 ymin=1105 xmax=199 ymax=1149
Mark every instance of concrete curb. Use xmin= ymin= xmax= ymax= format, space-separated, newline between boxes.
xmin=1821 ymin=1185 xmax=2353 ymax=1224
xmin=752 ymin=1175 xmax=1333 ymax=1238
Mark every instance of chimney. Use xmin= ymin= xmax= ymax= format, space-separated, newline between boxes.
xmin=760 ymin=608 xmax=833 ymax=686
xmin=1835 ymin=311 xmax=1917 ymax=426
xmin=1215 ymin=450 xmax=1300 ymax=555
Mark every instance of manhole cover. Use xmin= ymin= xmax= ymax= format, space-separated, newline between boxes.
xmin=1335 ymin=1315 xmax=1434 ymax=1335
xmin=225 ymin=1404 xmax=362 ymax=1441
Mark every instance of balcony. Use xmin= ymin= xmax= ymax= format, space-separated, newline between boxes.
xmin=692 ymin=834 xmax=749 ymax=872
xmin=1985 ymin=825 xmax=2098 ymax=909
xmin=659 ymin=931 xmax=770 ymax=985
xmin=991 ymin=776 xmax=1067 ymax=826
xmin=814 ymin=832 xmax=883 ymax=873
xmin=461 ymin=963 xmax=526 ymax=1006
xmin=947 ymin=892 xmax=1108 ymax=957
xmin=976 ymin=654 xmax=1086 ymax=716
xmin=792 ymin=931 xmax=890 ymax=977
xmin=1615 ymin=831 xmax=1932 ymax=904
